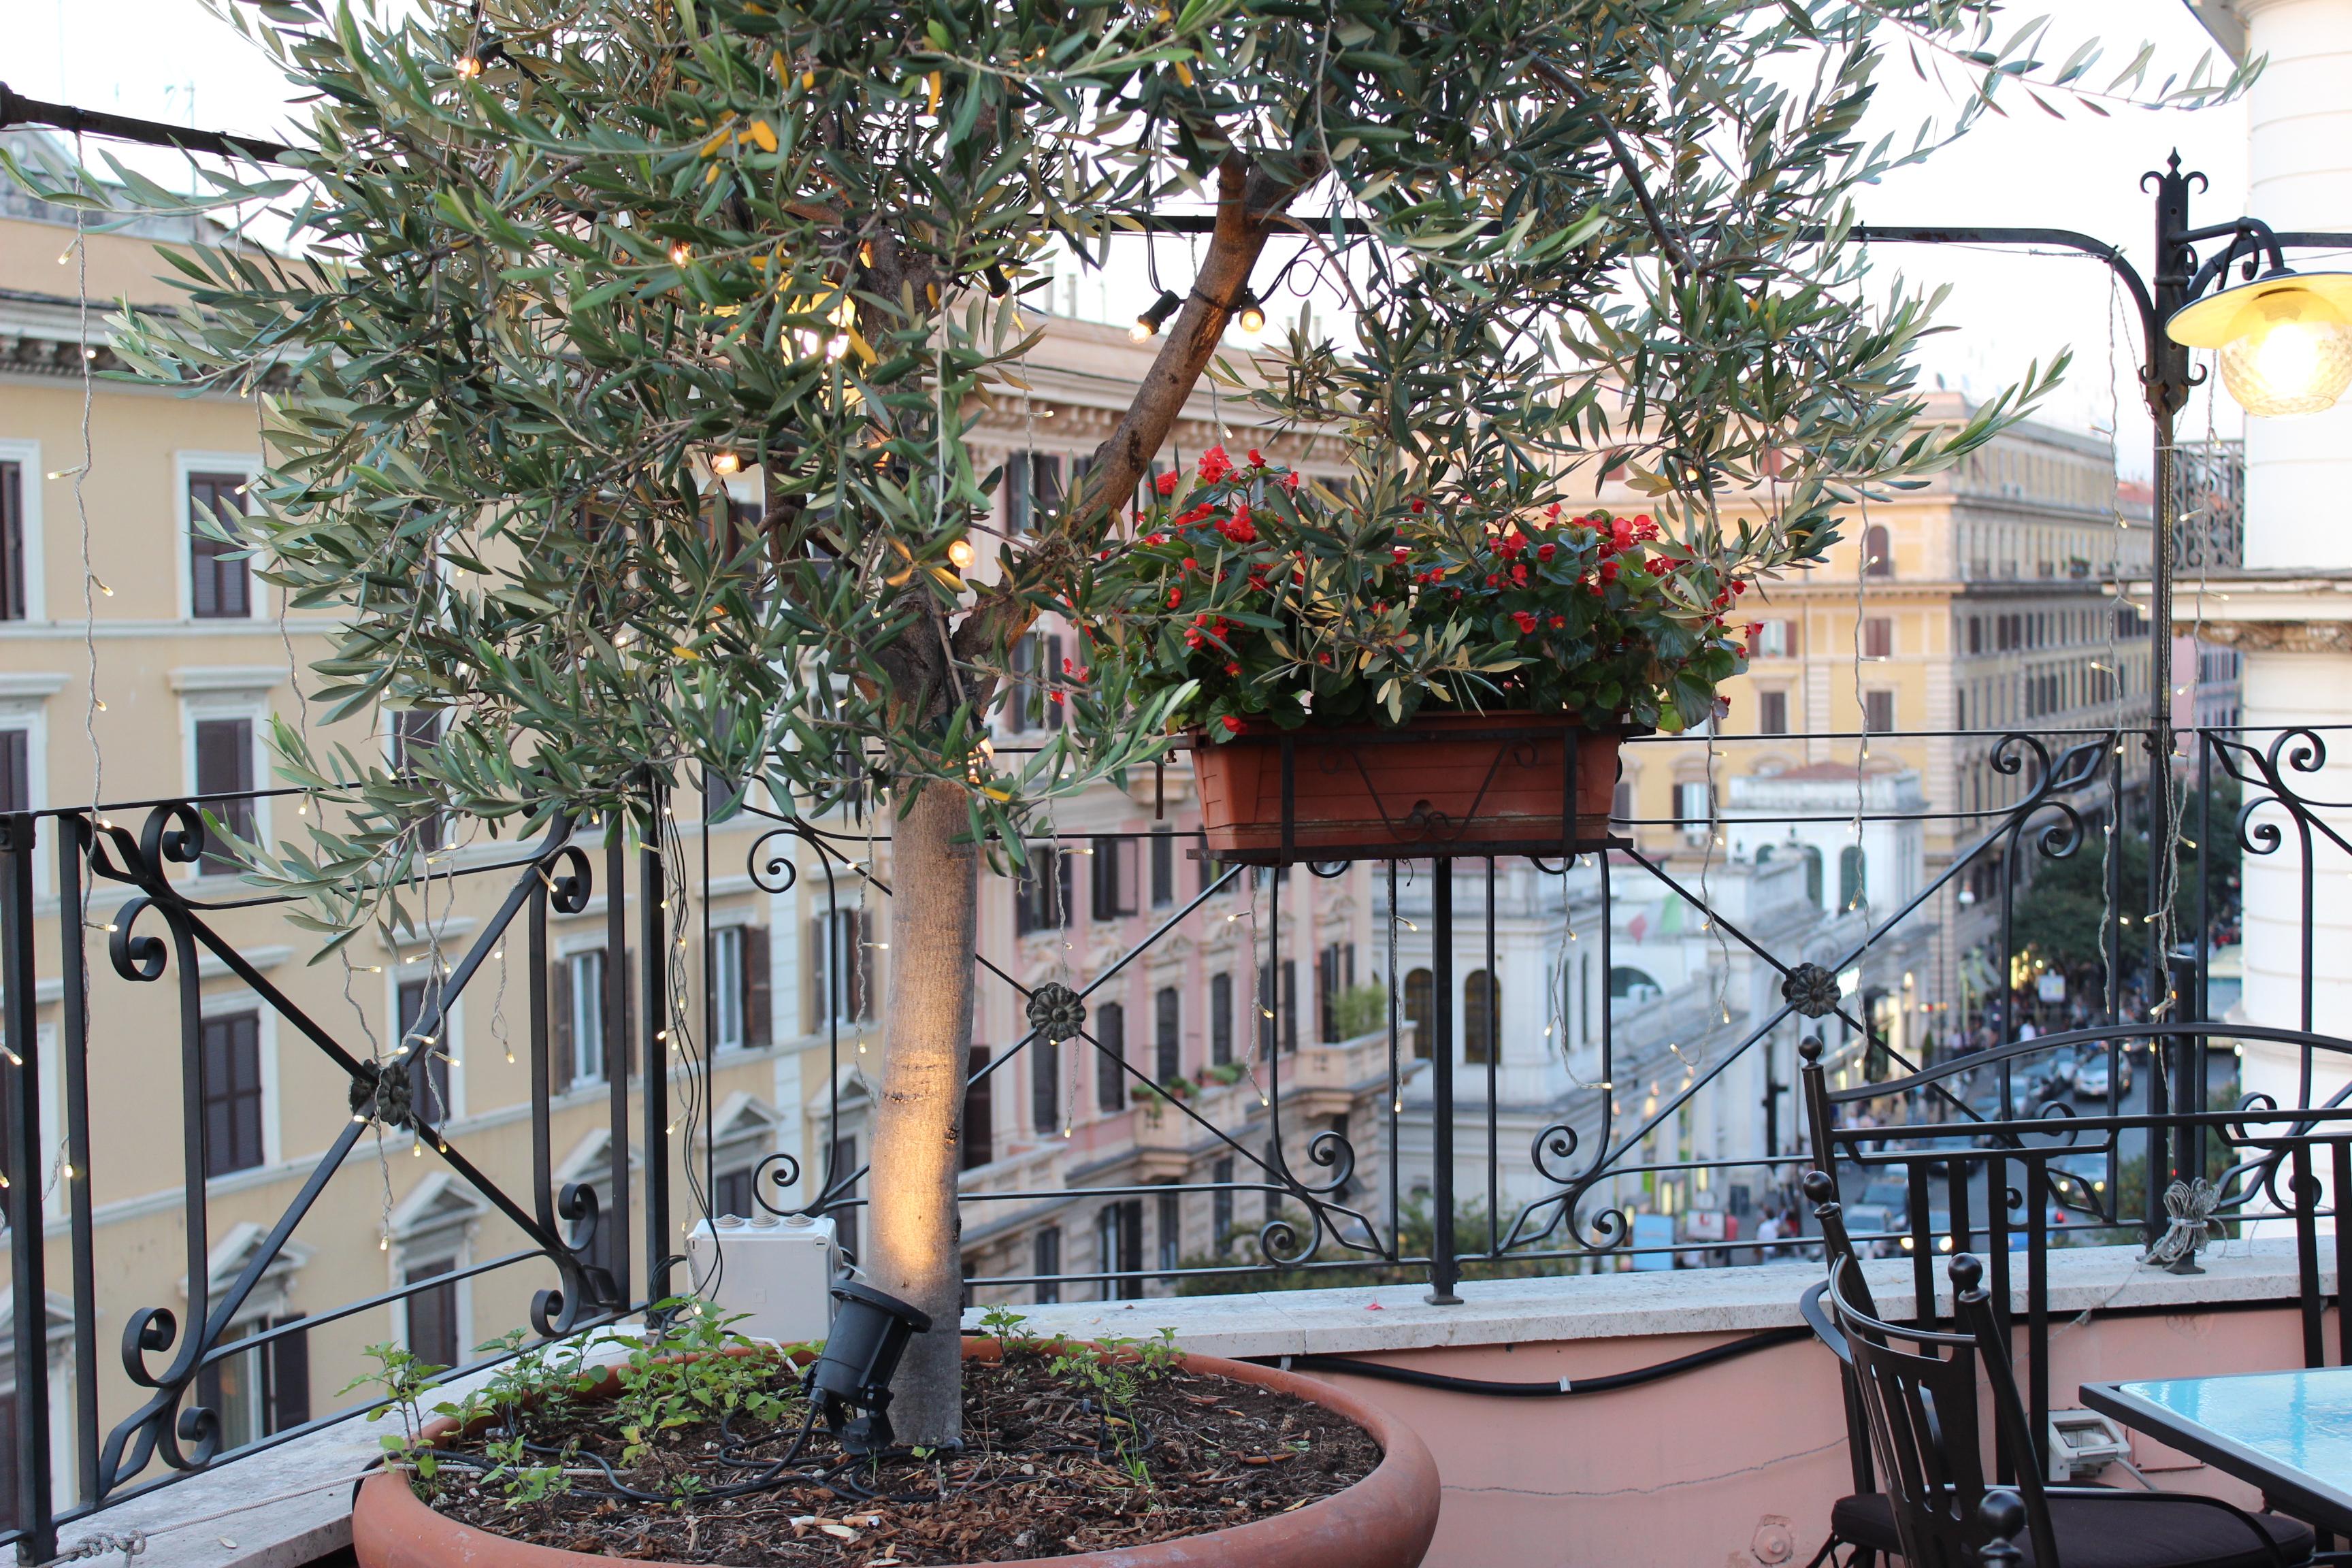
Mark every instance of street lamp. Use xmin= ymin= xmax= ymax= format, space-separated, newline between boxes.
xmin=2166 ymin=268 xmax=2352 ymax=416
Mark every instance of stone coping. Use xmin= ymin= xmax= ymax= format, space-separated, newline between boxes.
xmin=61 ymin=1241 xmax=2318 ymax=1568
xmin=956 ymin=1238 xmax=2329 ymax=1360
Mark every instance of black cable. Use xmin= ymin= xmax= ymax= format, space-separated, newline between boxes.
xmin=1254 ymin=1324 xmax=1814 ymax=1397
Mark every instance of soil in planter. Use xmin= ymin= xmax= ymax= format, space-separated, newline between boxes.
xmin=414 ymin=1350 xmax=1380 ymax=1566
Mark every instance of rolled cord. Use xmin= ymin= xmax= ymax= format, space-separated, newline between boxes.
xmin=1252 ymin=1324 xmax=1814 ymax=1396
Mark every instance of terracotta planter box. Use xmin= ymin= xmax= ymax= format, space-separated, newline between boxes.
xmin=1190 ymin=711 xmax=1623 ymax=861
xmin=353 ymin=1339 xmax=1439 ymax=1568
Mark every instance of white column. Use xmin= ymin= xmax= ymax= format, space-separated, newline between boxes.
xmin=2231 ymin=0 xmax=2352 ymax=1112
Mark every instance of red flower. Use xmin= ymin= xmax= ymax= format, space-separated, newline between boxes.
xmin=1247 ymin=448 xmax=1264 ymax=468
xmin=1222 ymin=714 xmax=1244 ymax=734
xmin=1599 ymin=559 xmax=1620 ymax=584
xmin=1220 ymin=517 xmax=1257 ymax=545
xmin=1183 ymin=556 xmax=1199 ymax=571
xmin=1224 ymin=661 xmax=1241 ymax=676
xmin=1746 ymin=622 xmax=1763 ymax=640
xmin=1731 ymin=580 xmax=1747 ymax=596
xmin=1156 ymin=472 xmax=1179 ymax=497
xmin=1537 ymin=542 xmax=1556 ymax=563
xmin=1392 ymin=546 xmax=1411 ymax=566
xmin=1200 ymin=445 xmax=1234 ymax=483
xmin=1049 ymin=690 xmax=1064 ymax=705
xmin=1550 ymin=615 xmax=1566 ymax=629
xmin=1511 ymin=563 xmax=1528 ymax=585
xmin=1408 ymin=497 xmax=1426 ymax=514
xmin=1485 ymin=573 xmax=1502 ymax=589
xmin=1512 ymin=610 xmax=1538 ymax=634
xmin=1168 ymin=588 xmax=1183 ymax=607
xmin=1281 ymin=471 xmax=1300 ymax=493
xmin=1145 ymin=532 xmax=1168 ymax=546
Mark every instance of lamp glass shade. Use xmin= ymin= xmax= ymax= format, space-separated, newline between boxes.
xmin=2167 ymin=272 xmax=2352 ymax=418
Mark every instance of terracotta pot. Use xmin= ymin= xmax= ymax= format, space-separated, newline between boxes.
xmin=353 ymin=1339 xmax=1439 ymax=1568
xmin=1190 ymin=710 xmax=1622 ymax=860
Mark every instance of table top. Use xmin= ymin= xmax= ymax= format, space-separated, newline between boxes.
xmin=2082 ymin=1367 xmax=2352 ymax=1533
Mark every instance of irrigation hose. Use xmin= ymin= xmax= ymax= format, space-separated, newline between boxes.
xmin=1252 ymin=1324 xmax=1816 ymax=1396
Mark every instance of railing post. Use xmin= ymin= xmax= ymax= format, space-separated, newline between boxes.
xmin=1426 ymin=856 xmax=1459 ymax=1305
xmin=605 ymin=825 xmax=632 ymax=1306
xmin=3 ymin=810 xmax=55 ymax=1563
xmin=640 ymin=798 xmax=671 ymax=1306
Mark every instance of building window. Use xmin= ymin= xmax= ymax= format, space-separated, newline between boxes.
xmin=962 ymin=1046 xmax=994 ymax=1170
xmin=1090 ymin=835 xmax=1139 ymax=921
xmin=1967 ymin=616 xmax=1983 ymax=655
xmin=404 ymin=1257 xmax=461 ymax=1370
xmin=1612 ymin=778 xmax=1635 ymax=826
xmin=1757 ymin=691 xmax=1788 ymax=736
xmin=1212 ymin=1157 xmax=1235 ymax=1252
xmin=1258 ymin=959 xmax=1297 ymax=1054
xmin=1863 ymin=617 xmax=1893 ymax=659
xmin=1316 ymin=942 xmax=1356 ymax=1043
xmin=1404 ymin=967 xmax=1435 ymax=1059
xmin=1157 ymin=1190 xmax=1181 ymax=1274
xmin=1863 ymin=690 xmax=1896 ymax=735
xmin=389 ymin=710 xmax=446 ymax=850
xmin=1863 ymin=523 xmax=1892 ymax=578
xmin=1031 ymin=1034 xmax=1059 ymax=1132
xmin=1840 ymin=846 xmax=1869 ymax=911
xmin=1463 ymin=970 xmax=1500 ymax=1064
xmin=1004 ymin=451 xmax=1064 ymax=534
xmin=195 ymin=1313 xmax=308 ymax=1452
xmin=188 ymin=470 xmax=254 ymax=619
xmin=1095 ymin=1001 xmax=1126 ymax=1111
xmin=1005 ymin=631 xmax=1064 ymax=734
xmin=200 ymin=1011 xmax=265 ymax=1177
xmin=397 ymin=976 xmax=454 ymax=1126
xmin=809 ymin=909 xmax=874 ymax=1025
xmin=1756 ymin=619 xmax=1795 ymax=658
xmin=556 ymin=949 xmax=609 ymax=1085
xmin=193 ymin=715 xmax=256 ymax=874
xmin=0 ymin=728 xmax=28 ymax=814
xmin=1209 ymin=971 xmax=1233 ymax=1066
xmin=1096 ymin=1200 xmax=1142 ymax=1301
xmin=713 ymin=1165 xmax=756 ymax=1220
xmin=1674 ymin=781 xmax=1716 ymax=843
xmin=706 ymin=924 xmax=769 ymax=1051
xmin=826 ymin=1135 xmax=859 ymax=1264
xmin=1033 ymin=1225 xmax=1062 ymax=1305
xmin=1153 ymin=986 xmax=1181 ymax=1083
xmin=1014 ymin=845 xmax=1073 ymax=934
xmin=0 ymin=459 xmax=26 ymax=621
xmin=1149 ymin=828 xmax=1174 ymax=909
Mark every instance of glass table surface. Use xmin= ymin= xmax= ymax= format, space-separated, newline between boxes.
xmin=2113 ymin=1368 xmax=2352 ymax=1488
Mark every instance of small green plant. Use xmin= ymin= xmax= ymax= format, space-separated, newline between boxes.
xmin=1049 ymin=1328 xmax=1183 ymax=1486
xmin=978 ymin=1303 xmax=1038 ymax=1346
xmin=1200 ymin=1062 xmax=1248 ymax=1087
xmin=340 ymin=1342 xmax=448 ymax=1480
xmin=1330 ymin=982 xmax=1390 ymax=1041
xmin=607 ymin=1298 xmax=796 ymax=1465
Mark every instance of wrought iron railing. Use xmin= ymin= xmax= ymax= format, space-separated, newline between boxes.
xmin=5 ymin=719 xmax=2346 ymax=1557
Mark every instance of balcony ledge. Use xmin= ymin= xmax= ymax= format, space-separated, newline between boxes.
xmin=73 ymin=1241 xmax=2319 ymax=1568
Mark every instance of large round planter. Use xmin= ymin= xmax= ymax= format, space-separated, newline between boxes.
xmin=1191 ymin=710 xmax=1622 ymax=860
xmin=353 ymin=1340 xmax=1439 ymax=1568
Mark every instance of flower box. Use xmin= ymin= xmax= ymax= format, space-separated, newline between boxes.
xmin=1190 ymin=712 xmax=1622 ymax=862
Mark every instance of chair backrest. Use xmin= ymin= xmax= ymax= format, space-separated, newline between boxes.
xmin=1803 ymin=1167 xmax=1882 ymax=1499
xmin=1827 ymin=1253 xmax=2059 ymax=1568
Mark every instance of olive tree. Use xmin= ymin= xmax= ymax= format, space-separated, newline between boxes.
xmin=12 ymin=0 xmax=2241 ymax=1444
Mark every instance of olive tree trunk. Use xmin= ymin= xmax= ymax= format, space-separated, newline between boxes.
xmin=866 ymin=780 xmax=980 ymax=1447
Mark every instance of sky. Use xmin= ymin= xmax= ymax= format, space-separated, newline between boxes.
xmin=15 ymin=0 xmax=2258 ymax=476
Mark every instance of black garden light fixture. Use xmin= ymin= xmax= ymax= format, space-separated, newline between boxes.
xmin=806 ymin=1281 xmax=933 ymax=1456
xmin=1128 ymin=288 xmax=1181 ymax=342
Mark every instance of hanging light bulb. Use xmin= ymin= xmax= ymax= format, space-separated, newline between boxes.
xmin=1235 ymin=291 xmax=1267 ymax=340
xmin=670 ymin=241 xmax=696 ymax=267
xmin=2168 ymin=270 xmax=2352 ymax=417
xmin=710 ymin=449 xmax=742 ymax=476
xmin=947 ymin=537 xmax=976 ymax=571
xmin=1130 ymin=289 xmax=1181 ymax=342
xmin=455 ymin=52 xmax=485 ymax=79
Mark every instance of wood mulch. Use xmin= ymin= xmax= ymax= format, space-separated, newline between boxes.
xmin=416 ymin=1350 xmax=1382 ymax=1565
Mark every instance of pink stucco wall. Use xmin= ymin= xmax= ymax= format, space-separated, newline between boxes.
xmin=1303 ymin=1305 xmax=2317 ymax=1568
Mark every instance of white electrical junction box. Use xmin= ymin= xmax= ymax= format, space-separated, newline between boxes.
xmin=685 ymin=1212 xmax=838 ymax=1347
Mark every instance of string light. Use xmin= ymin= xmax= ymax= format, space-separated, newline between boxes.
xmin=1235 ymin=291 xmax=1267 ymax=339
xmin=947 ymin=538 xmax=976 ymax=572
xmin=455 ymin=53 xmax=484 ymax=79
xmin=709 ymin=450 xmax=742 ymax=476
xmin=1130 ymin=289 xmax=1181 ymax=342
xmin=670 ymin=241 xmax=695 ymax=266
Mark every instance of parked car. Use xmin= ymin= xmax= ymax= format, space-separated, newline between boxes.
xmin=2072 ymin=1052 xmax=2134 ymax=1100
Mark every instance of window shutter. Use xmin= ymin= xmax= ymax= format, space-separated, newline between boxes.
xmin=1031 ymin=1036 xmax=1058 ymax=1132
xmin=1045 ymin=635 xmax=1064 ymax=730
xmin=743 ymin=928 xmax=771 ymax=1045
xmin=551 ymin=958 xmax=574 ymax=1092
xmin=0 ymin=462 xmax=22 ymax=621
xmin=268 ymin=1315 xmax=310 ymax=1432
xmin=0 ymin=730 xmax=27 ymax=815
xmin=806 ymin=917 xmax=827 ymax=1030
xmin=961 ymin=1046 xmax=993 ymax=1171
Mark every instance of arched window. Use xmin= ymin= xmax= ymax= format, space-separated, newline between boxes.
xmin=1404 ymin=968 xmax=1435 ymax=1059
xmin=1800 ymin=845 xmax=1825 ymax=907
xmin=1612 ymin=778 xmax=1635 ymax=826
xmin=1840 ymin=847 xmax=1868 ymax=911
xmin=1754 ymin=844 xmax=1775 ymax=864
xmin=1864 ymin=524 xmax=1892 ymax=578
xmin=1463 ymin=970 xmax=1500 ymax=1064
xmin=1608 ymin=967 xmax=1662 ymax=1014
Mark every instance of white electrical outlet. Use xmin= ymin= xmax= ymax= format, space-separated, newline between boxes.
xmin=686 ymin=1212 xmax=838 ymax=1346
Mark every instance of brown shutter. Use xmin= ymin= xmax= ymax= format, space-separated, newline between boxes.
xmin=267 ymin=1315 xmax=310 ymax=1431
xmin=551 ymin=958 xmax=574 ymax=1091
xmin=805 ymin=917 xmax=826 ymax=1032
xmin=743 ymin=928 xmax=771 ymax=1045
xmin=0 ymin=462 xmax=22 ymax=621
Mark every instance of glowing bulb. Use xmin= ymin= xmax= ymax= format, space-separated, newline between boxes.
xmin=670 ymin=242 xmax=695 ymax=266
xmin=947 ymin=538 xmax=976 ymax=571
xmin=455 ymin=53 xmax=484 ymax=79
xmin=710 ymin=449 xmax=742 ymax=476
xmin=2170 ymin=274 xmax=2352 ymax=417
xmin=1236 ymin=299 xmax=1267 ymax=338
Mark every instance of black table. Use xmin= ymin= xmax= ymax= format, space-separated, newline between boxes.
xmin=2082 ymin=1368 xmax=2352 ymax=1535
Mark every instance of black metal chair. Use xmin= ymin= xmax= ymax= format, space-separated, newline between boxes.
xmin=1802 ymin=1166 xmax=1889 ymax=1568
xmin=1827 ymin=1251 xmax=2314 ymax=1568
